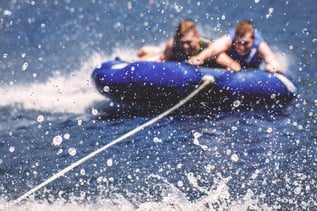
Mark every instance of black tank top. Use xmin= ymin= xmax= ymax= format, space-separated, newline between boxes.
xmin=171 ymin=38 xmax=222 ymax=67
xmin=171 ymin=39 xmax=209 ymax=61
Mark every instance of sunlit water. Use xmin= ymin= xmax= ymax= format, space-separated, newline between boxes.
xmin=0 ymin=0 xmax=316 ymax=210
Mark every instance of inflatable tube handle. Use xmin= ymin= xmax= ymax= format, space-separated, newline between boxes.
xmin=274 ymin=73 xmax=297 ymax=93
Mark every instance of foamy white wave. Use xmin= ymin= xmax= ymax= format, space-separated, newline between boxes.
xmin=0 ymin=196 xmax=135 ymax=211
xmin=0 ymin=49 xmax=139 ymax=114
xmin=0 ymin=173 xmax=269 ymax=211
xmin=0 ymin=53 xmax=104 ymax=114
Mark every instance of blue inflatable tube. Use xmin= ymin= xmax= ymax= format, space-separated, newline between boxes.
xmin=92 ymin=58 xmax=297 ymax=110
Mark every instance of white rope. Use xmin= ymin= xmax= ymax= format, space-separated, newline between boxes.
xmin=1 ymin=75 xmax=214 ymax=210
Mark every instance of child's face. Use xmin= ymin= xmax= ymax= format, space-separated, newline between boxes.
xmin=234 ymin=32 xmax=254 ymax=56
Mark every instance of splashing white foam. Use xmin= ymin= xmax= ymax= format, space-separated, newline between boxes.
xmin=0 ymin=49 xmax=140 ymax=114
xmin=0 ymin=53 xmax=107 ymax=114
xmin=0 ymin=172 xmax=280 ymax=211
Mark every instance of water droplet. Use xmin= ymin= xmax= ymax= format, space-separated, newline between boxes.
xmin=177 ymin=180 xmax=184 ymax=187
xmin=174 ymin=4 xmax=183 ymax=13
xmin=153 ymin=137 xmax=162 ymax=143
xmin=193 ymin=132 xmax=202 ymax=139
xmin=91 ymin=108 xmax=98 ymax=116
xmin=205 ymin=164 xmax=215 ymax=173
xmin=302 ymin=28 xmax=309 ymax=35
xmin=231 ymin=154 xmax=239 ymax=162
xmin=107 ymin=159 xmax=113 ymax=167
xmin=37 ymin=115 xmax=44 ymax=123
xmin=226 ymin=149 xmax=232 ymax=155
xmin=80 ymin=169 xmax=86 ymax=175
xmin=177 ymin=163 xmax=183 ymax=169
xmin=63 ymin=133 xmax=70 ymax=140
xmin=57 ymin=149 xmax=63 ymax=155
xmin=294 ymin=187 xmax=301 ymax=195
xmin=306 ymin=185 xmax=310 ymax=191
xmin=266 ymin=8 xmax=274 ymax=18
xmin=9 ymin=146 xmax=15 ymax=153
xmin=267 ymin=127 xmax=273 ymax=133
xmin=103 ymin=86 xmax=110 ymax=92
xmin=97 ymin=176 xmax=103 ymax=183
xmin=3 ymin=10 xmax=12 ymax=16
xmin=52 ymin=135 xmax=63 ymax=146
xmin=80 ymin=191 xmax=86 ymax=197
xmin=21 ymin=62 xmax=28 ymax=71
xmin=270 ymin=93 xmax=276 ymax=99
xmin=233 ymin=100 xmax=241 ymax=107
xmin=68 ymin=147 xmax=76 ymax=156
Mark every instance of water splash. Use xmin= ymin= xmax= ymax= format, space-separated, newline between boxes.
xmin=0 ymin=53 xmax=108 ymax=114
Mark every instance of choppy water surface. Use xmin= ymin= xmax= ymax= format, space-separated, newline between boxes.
xmin=0 ymin=0 xmax=316 ymax=210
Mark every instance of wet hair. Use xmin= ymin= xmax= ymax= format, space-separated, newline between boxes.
xmin=174 ymin=19 xmax=198 ymax=41
xmin=235 ymin=20 xmax=255 ymax=39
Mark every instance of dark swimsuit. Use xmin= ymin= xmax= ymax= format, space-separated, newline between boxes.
xmin=171 ymin=39 xmax=221 ymax=67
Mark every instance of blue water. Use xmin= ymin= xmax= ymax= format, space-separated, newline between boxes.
xmin=0 ymin=0 xmax=316 ymax=210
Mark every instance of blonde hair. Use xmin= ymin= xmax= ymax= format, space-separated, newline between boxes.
xmin=174 ymin=19 xmax=198 ymax=41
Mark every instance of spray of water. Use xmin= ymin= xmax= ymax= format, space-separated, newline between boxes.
xmin=0 ymin=49 xmax=140 ymax=114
